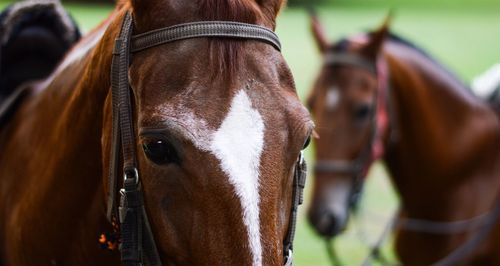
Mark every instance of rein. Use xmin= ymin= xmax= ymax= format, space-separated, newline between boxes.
xmin=397 ymin=199 xmax=500 ymax=266
xmin=399 ymin=210 xmax=492 ymax=235
xmin=106 ymin=11 xmax=305 ymax=266
xmin=326 ymin=201 xmax=500 ymax=266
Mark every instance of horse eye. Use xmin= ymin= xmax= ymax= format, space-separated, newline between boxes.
xmin=302 ymin=136 xmax=311 ymax=150
xmin=353 ymin=104 xmax=372 ymax=122
xmin=142 ymin=139 xmax=179 ymax=165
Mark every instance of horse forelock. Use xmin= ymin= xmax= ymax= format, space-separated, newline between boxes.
xmin=198 ymin=0 xmax=269 ymax=80
xmin=128 ymin=0 xmax=278 ymax=82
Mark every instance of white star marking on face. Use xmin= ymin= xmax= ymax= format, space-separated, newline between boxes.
xmin=326 ymin=87 xmax=341 ymax=110
xmin=210 ymin=90 xmax=265 ymax=266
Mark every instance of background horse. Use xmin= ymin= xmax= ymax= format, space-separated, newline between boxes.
xmin=307 ymin=14 xmax=500 ymax=265
xmin=0 ymin=0 xmax=313 ymax=265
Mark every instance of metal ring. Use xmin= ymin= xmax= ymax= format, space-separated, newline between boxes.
xmin=298 ymin=151 xmax=305 ymax=165
xmin=123 ymin=167 xmax=139 ymax=185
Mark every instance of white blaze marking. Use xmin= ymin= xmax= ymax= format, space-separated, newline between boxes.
xmin=210 ymin=90 xmax=265 ymax=266
xmin=326 ymin=87 xmax=341 ymax=110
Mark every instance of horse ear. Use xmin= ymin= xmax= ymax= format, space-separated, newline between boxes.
xmin=362 ymin=12 xmax=392 ymax=59
xmin=257 ymin=0 xmax=285 ymax=26
xmin=309 ymin=10 xmax=329 ymax=53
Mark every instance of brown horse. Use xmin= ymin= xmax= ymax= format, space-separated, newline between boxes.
xmin=0 ymin=0 xmax=313 ymax=265
xmin=307 ymin=14 xmax=500 ymax=265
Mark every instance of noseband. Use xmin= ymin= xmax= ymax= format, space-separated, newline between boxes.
xmin=106 ymin=11 xmax=306 ymax=266
xmin=314 ymin=52 xmax=389 ymax=209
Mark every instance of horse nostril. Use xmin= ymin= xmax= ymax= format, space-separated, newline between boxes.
xmin=320 ymin=213 xmax=342 ymax=237
xmin=309 ymin=210 xmax=346 ymax=238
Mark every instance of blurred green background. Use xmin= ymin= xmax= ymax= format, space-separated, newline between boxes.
xmin=1 ymin=0 xmax=499 ymax=265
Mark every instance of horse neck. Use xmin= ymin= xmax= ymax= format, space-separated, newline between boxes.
xmin=0 ymin=11 xmax=121 ymax=262
xmin=27 ymin=17 xmax=116 ymax=182
xmin=383 ymin=42 xmax=500 ymax=214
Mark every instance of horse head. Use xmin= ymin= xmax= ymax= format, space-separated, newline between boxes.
xmin=100 ymin=0 xmax=313 ymax=264
xmin=306 ymin=14 xmax=391 ymax=238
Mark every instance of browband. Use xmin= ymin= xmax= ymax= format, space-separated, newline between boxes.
xmin=325 ymin=53 xmax=377 ymax=74
xmin=130 ymin=21 xmax=281 ymax=53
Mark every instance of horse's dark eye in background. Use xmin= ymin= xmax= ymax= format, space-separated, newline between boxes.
xmin=142 ymin=139 xmax=179 ymax=165
xmin=353 ymin=104 xmax=372 ymax=123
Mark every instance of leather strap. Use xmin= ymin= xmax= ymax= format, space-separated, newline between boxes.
xmin=131 ymin=21 xmax=281 ymax=53
xmin=110 ymin=12 xmax=162 ymax=266
xmin=283 ymin=152 xmax=307 ymax=265
xmin=325 ymin=53 xmax=377 ymax=74
xmin=399 ymin=212 xmax=491 ymax=235
xmin=394 ymin=199 xmax=500 ymax=266
xmin=314 ymin=160 xmax=360 ymax=175
xmin=432 ymin=199 xmax=500 ymax=266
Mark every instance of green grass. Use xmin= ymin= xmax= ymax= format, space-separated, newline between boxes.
xmin=63 ymin=3 xmax=114 ymax=29
xmin=1 ymin=1 xmax=499 ymax=265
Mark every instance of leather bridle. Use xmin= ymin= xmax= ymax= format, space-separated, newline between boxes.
xmin=106 ymin=11 xmax=307 ymax=266
xmin=314 ymin=52 xmax=387 ymax=210
xmin=315 ymin=52 xmax=391 ymax=266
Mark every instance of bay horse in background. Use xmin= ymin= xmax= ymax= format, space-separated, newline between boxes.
xmin=307 ymin=14 xmax=500 ymax=265
xmin=0 ymin=0 xmax=313 ymax=265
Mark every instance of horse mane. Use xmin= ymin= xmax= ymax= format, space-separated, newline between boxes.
xmin=386 ymin=33 xmax=467 ymax=85
xmin=333 ymin=31 xmax=469 ymax=91
xmin=388 ymin=32 xmax=476 ymax=95
xmin=198 ymin=0 xmax=266 ymax=80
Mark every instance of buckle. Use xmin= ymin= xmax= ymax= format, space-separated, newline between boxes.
xmin=123 ymin=167 xmax=139 ymax=185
